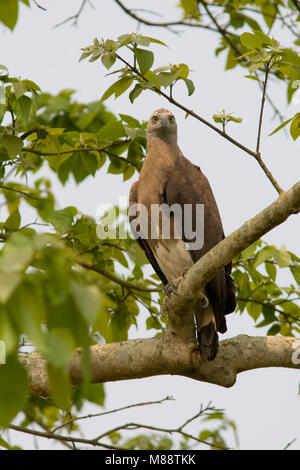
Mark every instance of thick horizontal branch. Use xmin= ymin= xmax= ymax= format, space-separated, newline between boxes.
xmin=20 ymin=180 xmax=300 ymax=396
xmin=21 ymin=334 xmax=300 ymax=395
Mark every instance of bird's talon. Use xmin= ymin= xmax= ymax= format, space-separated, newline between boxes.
xmin=200 ymin=293 xmax=209 ymax=308
xmin=163 ymin=283 xmax=179 ymax=296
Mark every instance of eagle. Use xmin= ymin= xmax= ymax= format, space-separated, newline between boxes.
xmin=129 ymin=108 xmax=236 ymax=360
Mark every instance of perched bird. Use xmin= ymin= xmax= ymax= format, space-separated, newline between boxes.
xmin=129 ymin=108 xmax=236 ymax=360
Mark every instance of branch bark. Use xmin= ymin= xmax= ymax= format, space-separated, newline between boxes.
xmin=20 ymin=180 xmax=300 ymax=396
xmin=21 ymin=334 xmax=300 ymax=395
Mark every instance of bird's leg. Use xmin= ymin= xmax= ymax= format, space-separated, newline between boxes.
xmin=162 ymin=280 xmax=180 ymax=296
xmin=162 ymin=267 xmax=190 ymax=297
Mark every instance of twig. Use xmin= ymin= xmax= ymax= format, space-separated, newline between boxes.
xmin=283 ymin=438 xmax=297 ymax=450
xmin=52 ymin=396 xmax=173 ymax=433
xmin=33 ymin=1 xmax=46 ymax=11
xmin=10 ymin=400 xmax=227 ymax=450
xmin=8 ymin=424 xmax=121 ymax=450
xmin=24 ymin=412 xmax=73 ymax=450
xmin=256 ymin=62 xmax=271 ymax=154
xmin=114 ymin=0 xmax=239 ymax=37
xmin=237 ymin=297 xmax=300 ymax=323
xmin=22 ymin=139 xmax=130 ymax=156
xmin=54 ymin=0 xmax=92 ymax=28
xmin=0 ymin=184 xmax=41 ymax=201
xmin=115 ymin=53 xmax=283 ymax=194
xmin=79 ymin=261 xmax=163 ymax=293
xmin=95 ymin=418 xmax=229 ymax=450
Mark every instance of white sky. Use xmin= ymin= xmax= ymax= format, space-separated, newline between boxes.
xmin=1 ymin=0 xmax=300 ymax=450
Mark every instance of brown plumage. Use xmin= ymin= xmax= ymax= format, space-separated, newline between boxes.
xmin=129 ymin=109 xmax=236 ymax=360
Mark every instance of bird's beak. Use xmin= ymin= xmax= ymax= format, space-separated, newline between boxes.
xmin=162 ymin=117 xmax=171 ymax=128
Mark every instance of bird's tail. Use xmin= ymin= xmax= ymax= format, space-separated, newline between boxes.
xmin=195 ymin=292 xmax=219 ymax=361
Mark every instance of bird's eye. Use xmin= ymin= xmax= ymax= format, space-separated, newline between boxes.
xmin=152 ymin=116 xmax=158 ymax=123
xmin=169 ymin=116 xmax=174 ymax=123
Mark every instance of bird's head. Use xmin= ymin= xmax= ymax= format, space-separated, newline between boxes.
xmin=147 ymin=109 xmax=177 ymax=141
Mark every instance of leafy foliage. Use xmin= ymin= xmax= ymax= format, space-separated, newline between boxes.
xmin=0 ymin=0 xmax=299 ymax=451
xmin=80 ymin=33 xmax=195 ymax=103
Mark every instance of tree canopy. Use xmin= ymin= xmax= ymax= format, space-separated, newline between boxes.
xmin=0 ymin=0 xmax=299 ymax=450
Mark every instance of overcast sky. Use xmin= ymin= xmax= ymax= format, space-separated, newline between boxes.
xmin=1 ymin=0 xmax=299 ymax=450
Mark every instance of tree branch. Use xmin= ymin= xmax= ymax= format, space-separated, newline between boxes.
xmin=78 ymin=261 xmax=162 ymax=293
xmin=113 ymin=0 xmax=236 ymax=36
xmin=115 ymin=53 xmax=284 ymax=194
xmin=256 ymin=62 xmax=271 ymax=154
xmin=21 ymin=334 xmax=300 ymax=394
xmin=20 ymin=180 xmax=300 ymax=395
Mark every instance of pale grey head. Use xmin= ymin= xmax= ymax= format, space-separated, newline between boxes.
xmin=147 ymin=108 xmax=178 ymax=142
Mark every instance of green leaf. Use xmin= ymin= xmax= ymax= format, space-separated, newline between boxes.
xmin=134 ymin=48 xmax=154 ymax=75
xmin=142 ymin=36 xmax=167 ymax=47
xmin=240 ymin=32 xmax=261 ymax=50
xmin=119 ymin=113 xmax=140 ymax=128
xmin=0 ymin=0 xmax=18 ymax=30
xmin=49 ymin=209 xmax=74 ymax=233
xmin=2 ymin=135 xmax=23 ymax=158
xmin=267 ymin=324 xmax=280 ymax=336
xmin=0 ymin=272 xmax=22 ymax=304
xmin=115 ymin=78 xmax=133 ymax=98
xmin=0 ymin=355 xmax=29 ymax=427
xmin=253 ymin=30 xmax=273 ymax=47
xmin=180 ymin=0 xmax=197 ymax=17
xmin=265 ymin=262 xmax=276 ymax=281
xmin=45 ymin=329 xmax=75 ymax=368
xmin=13 ymin=81 xmax=27 ymax=99
xmin=277 ymin=64 xmax=299 ymax=80
xmin=9 ymin=281 xmax=46 ymax=350
xmin=0 ymin=234 xmax=35 ymax=274
xmin=71 ymin=281 xmax=102 ymax=326
xmin=98 ymin=120 xmax=126 ymax=141
xmin=182 ymin=78 xmax=195 ymax=96
xmin=101 ymin=53 xmax=116 ymax=70
xmin=22 ymin=79 xmax=41 ymax=91
xmin=225 ymin=49 xmax=237 ymax=70
xmin=241 ymin=241 xmax=261 ymax=261
xmin=18 ymin=95 xmax=32 ymax=127
xmin=253 ymin=246 xmax=274 ymax=268
xmin=290 ymin=116 xmax=300 ymax=140
xmin=157 ymin=70 xmax=180 ymax=88
xmin=81 ymin=152 xmax=98 ymax=176
xmin=247 ymin=301 xmax=262 ymax=322
xmin=48 ymin=364 xmax=71 ymax=410
xmin=123 ymin=165 xmax=135 ymax=181
xmin=129 ymin=84 xmax=143 ymax=103
xmin=269 ymin=118 xmax=293 ymax=136
xmin=79 ymin=383 xmax=105 ymax=406
xmin=100 ymin=77 xmax=133 ymax=103
xmin=273 ymin=247 xmax=291 ymax=267
xmin=244 ymin=74 xmax=261 ymax=82
xmin=261 ymin=2 xmax=276 ymax=28
xmin=178 ymin=63 xmax=189 ymax=78
xmin=290 ymin=265 xmax=300 ymax=285
xmin=4 ymin=209 xmax=21 ymax=232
